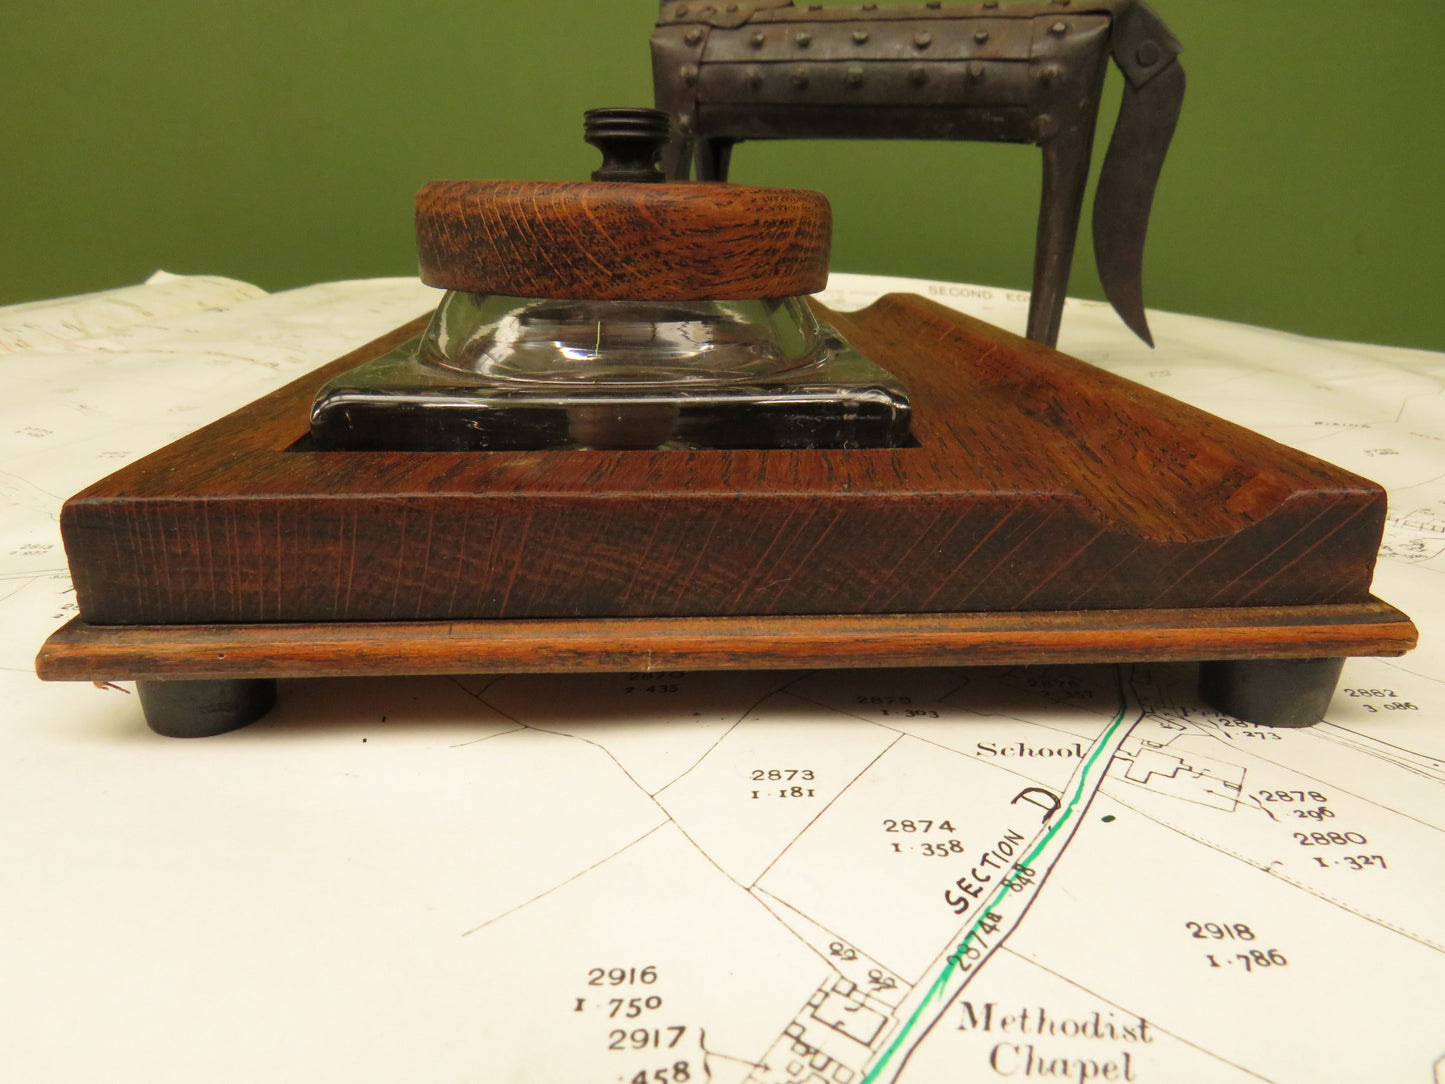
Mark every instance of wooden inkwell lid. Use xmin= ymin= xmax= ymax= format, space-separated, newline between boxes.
xmin=414 ymin=107 xmax=833 ymax=301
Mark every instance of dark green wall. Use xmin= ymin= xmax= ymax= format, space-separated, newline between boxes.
xmin=4 ymin=2 xmax=1442 ymax=349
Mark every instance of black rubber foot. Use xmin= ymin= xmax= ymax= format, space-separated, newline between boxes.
xmin=1198 ymin=657 xmax=1345 ymax=729
xmin=136 ymin=678 xmax=277 ymax=738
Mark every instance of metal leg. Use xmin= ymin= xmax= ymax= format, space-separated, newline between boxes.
xmin=1198 ymin=658 xmax=1345 ymax=729
xmin=660 ymin=133 xmax=694 ymax=180
xmin=135 ymin=678 xmax=277 ymax=738
xmin=695 ymin=138 xmax=734 ymax=182
xmin=1027 ymin=126 xmax=1096 ymax=348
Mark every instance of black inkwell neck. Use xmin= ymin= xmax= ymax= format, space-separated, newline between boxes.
xmin=584 ymin=107 xmax=670 ymax=182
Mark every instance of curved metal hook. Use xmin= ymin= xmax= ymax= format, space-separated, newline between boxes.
xmin=1093 ymin=1 xmax=1185 ymax=346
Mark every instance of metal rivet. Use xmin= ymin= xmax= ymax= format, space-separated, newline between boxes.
xmin=909 ymin=63 xmax=927 ymax=85
xmin=678 ymin=115 xmax=694 ymax=133
xmin=791 ymin=65 xmax=810 ymax=87
xmin=750 ymin=30 xmax=765 ymax=47
xmin=794 ymin=30 xmax=812 ymax=46
xmin=1136 ymin=40 xmax=1162 ymax=66
xmin=1038 ymin=64 xmax=1061 ymax=85
xmin=967 ymin=60 xmax=986 ymax=80
xmin=699 ymin=3 xmax=714 ymax=13
xmin=674 ymin=3 xmax=689 ymax=15
xmin=914 ymin=30 xmax=932 ymax=48
xmin=680 ymin=63 xmax=699 ymax=85
xmin=845 ymin=65 xmax=865 ymax=86
xmin=745 ymin=66 xmax=763 ymax=89
xmin=975 ymin=29 xmax=990 ymax=43
xmin=684 ymin=27 xmax=703 ymax=45
xmin=853 ymin=28 xmax=870 ymax=43
xmin=1049 ymin=21 xmax=1067 ymax=35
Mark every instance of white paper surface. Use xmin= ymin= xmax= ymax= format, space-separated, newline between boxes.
xmin=1 ymin=273 xmax=1441 ymax=1084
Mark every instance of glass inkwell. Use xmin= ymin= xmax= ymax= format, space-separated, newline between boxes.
xmin=310 ymin=108 xmax=912 ymax=451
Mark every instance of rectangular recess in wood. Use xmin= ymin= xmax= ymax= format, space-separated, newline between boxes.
xmin=58 ymin=296 xmax=1389 ymax=626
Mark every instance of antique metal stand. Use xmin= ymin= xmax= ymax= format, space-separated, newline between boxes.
xmin=652 ymin=0 xmax=1184 ymax=347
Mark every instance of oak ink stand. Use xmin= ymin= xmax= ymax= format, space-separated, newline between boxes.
xmin=35 ymin=112 xmax=1416 ymax=735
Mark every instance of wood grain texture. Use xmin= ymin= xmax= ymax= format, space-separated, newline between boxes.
xmin=36 ymin=599 xmax=1417 ymax=683
xmin=415 ymin=180 xmax=832 ymax=300
xmin=57 ymin=295 xmax=1392 ymax=625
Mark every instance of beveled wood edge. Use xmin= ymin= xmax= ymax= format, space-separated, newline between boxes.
xmin=36 ymin=599 xmax=1417 ymax=683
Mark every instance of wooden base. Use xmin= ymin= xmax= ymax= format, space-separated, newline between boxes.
xmin=38 ymin=598 xmax=1414 ymax=732
xmin=56 ymin=296 xmax=1392 ymax=625
xmin=38 ymin=295 xmax=1417 ymax=733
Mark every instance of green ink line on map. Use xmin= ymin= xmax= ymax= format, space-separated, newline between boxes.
xmin=862 ymin=674 xmax=1132 ymax=1084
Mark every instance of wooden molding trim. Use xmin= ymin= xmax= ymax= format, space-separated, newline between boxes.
xmin=36 ymin=600 xmax=1416 ymax=683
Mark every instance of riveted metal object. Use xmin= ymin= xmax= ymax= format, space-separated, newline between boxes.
xmin=698 ymin=19 xmax=1029 ymax=64
xmin=651 ymin=0 xmax=1183 ymax=348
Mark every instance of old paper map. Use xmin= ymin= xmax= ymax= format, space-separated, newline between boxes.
xmin=1 ymin=274 xmax=1440 ymax=1083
